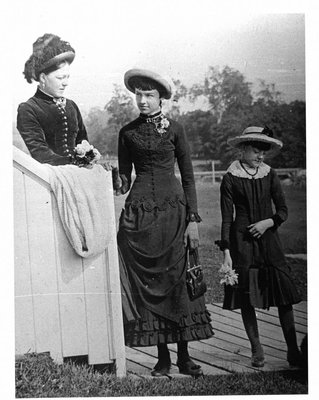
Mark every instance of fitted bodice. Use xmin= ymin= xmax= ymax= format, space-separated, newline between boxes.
xmin=118 ymin=116 xmax=198 ymax=214
xmin=17 ymin=88 xmax=88 ymax=165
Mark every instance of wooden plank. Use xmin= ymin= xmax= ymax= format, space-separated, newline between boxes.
xmin=208 ymin=304 xmax=287 ymax=343
xmin=208 ymin=303 xmax=307 ymax=335
xmin=103 ymin=176 xmax=126 ymax=377
xmin=51 ymin=198 xmax=89 ymax=358
xmin=210 ymin=321 xmax=287 ymax=358
xmin=24 ymin=175 xmax=63 ymax=363
xmin=212 ymin=321 xmax=304 ymax=361
xmin=256 ymin=307 xmax=307 ymax=325
xmin=208 ymin=304 xmax=291 ymax=347
xmin=82 ymin=253 xmax=113 ymax=365
xmin=188 ymin=341 xmax=254 ymax=373
xmin=125 ymin=347 xmax=156 ymax=377
xmin=14 ymin=170 xmax=36 ymax=355
xmin=13 ymin=146 xmax=50 ymax=185
xmin=135 ymin=345 xmax=231 ymax=376
xmin=126 ymin=360 xmax=152 ymax=377
xmin=189 ymin=339 xmax=289 ymax=373
xmin=210 ymin=303 xmax=305 ymax=345
xmin=293 ymin=302 xmax=308 ymax=313
xmin=211 ymin=302 xmax=307 ymax=326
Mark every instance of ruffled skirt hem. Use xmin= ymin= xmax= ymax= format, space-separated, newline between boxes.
xmin=125 ymin=308 xmax=214 ymax=347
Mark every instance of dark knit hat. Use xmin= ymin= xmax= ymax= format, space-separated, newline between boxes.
xmin=23 ymin=33 xmax=75 ymax=83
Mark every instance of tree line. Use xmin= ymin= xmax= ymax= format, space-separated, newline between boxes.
xmin=85 ymin=66 xmax=306 ymax=169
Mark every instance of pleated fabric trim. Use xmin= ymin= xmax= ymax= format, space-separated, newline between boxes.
xmin=126 ymin=194 xmax=187 ymax=212
xmin=125 ymin=309 xmax=214 ymax=347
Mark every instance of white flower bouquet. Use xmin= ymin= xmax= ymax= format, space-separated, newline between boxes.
xmin=218 ymin=264 xmax=239 ymax=286
xmin=73 ymin=140 xmax=101 ymax=167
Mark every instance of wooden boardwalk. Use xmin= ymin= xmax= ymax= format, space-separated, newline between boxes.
xmin=125 ymin=301 xmax=307 ymax=378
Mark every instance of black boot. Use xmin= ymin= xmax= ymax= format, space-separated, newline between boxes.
xmin=278 ymin=305 xmax=304 ymax=368
xmin=176 ymin=341 xmax=203 ymax=377
xmin=151 ymin=344 xmax=171 ymax=377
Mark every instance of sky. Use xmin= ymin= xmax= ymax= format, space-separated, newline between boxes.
xmin=9 ymin=1 xmax=306 ymax=116
xmin=2 ymin=0 xmax=319 ymax=398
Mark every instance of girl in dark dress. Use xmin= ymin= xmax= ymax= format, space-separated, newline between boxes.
xmin=116 ymin=69 xmax=213 ymax=377
xmin=216 ymin=126 xmax=303 ymax=368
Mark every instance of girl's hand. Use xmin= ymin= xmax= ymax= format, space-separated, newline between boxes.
xmin=183 ymin=222 xmax=199 ymax=249
xmin=247 ymin=218 xmax=274 ymax=239
xmin=223 ymin=249 xmax=232 ymax=268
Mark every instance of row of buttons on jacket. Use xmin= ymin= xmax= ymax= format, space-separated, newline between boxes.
xmin=55 ymin=103 xmax=70 ymax=156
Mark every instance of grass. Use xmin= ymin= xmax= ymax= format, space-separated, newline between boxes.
xmin=15 ymin=182 xmax=307 ymax=397
xmin=16 ymin=353 xmax=308 ymax=398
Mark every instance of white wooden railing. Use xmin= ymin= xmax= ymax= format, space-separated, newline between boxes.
xmin=13 ymin=146 xmax=126 ymax=376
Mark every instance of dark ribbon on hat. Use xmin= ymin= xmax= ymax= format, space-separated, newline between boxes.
xmin=261 ymin=125 xmax=274 ymax=137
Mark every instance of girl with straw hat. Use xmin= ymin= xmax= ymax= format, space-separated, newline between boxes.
xmin=216 ymin=126 xmax=303 ymax=368
xmin=116 ymin=68 xmax=214 ymax=377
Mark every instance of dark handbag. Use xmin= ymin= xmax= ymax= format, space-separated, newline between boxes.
xmin=186 ymin=247 xmax=207 ymax=300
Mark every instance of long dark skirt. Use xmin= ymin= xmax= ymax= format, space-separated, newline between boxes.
xmin=118 ymin=200 xmax=213 ymax=347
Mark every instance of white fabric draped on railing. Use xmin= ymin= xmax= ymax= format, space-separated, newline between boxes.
xmin=48 ymin=164 xmax=112 ymax=258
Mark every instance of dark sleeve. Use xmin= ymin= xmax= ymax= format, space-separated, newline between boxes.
xmin=270 ymin=168 xmax=288 ymax=228
xmin=217 ymin=173 xmax=234 ymax=250
xmin=174 ymin=123 xmax=201 ymax=221
xmin=17 ymin=102 xmax=71 ymax=166
xmin=118 ymin=129 xmax=132 ymax=194
xmin=72 ymin=101 xmax=89 ymax=145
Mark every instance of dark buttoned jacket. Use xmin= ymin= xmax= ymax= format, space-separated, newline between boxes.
xmin=17 ymin=88 xmax=88 ymax=165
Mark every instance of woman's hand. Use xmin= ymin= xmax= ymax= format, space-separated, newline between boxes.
xmin=111 ymin=167 xmax=122 ymax=191
xmin=247 ymin=218 xmax=274 ymax=239
xmin=100 ymin=161 xmax=113 ymax=171
xmin=115 ymin=174 xmax=130 ymax=196
xmin=183 ymin=221 xmax=199 ymax=249
xmin=223 ymin=249 xmax=232 ymax=268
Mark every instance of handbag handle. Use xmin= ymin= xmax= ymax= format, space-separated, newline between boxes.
xmin=187 ymin=247 xmax=200 ymax=270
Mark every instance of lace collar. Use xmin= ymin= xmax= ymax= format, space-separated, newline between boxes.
xmin=227 ymin=160 xmax=270 ymax=179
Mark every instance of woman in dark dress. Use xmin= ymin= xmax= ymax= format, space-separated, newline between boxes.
xmin=216 ymin=126 xmax=303 ymax=368
xmin=116 ymin=69 xmax=213 ymax=377
xmin=16 ymin=33 xmax=139 ymax=324
xmin=17 ymin=33 xmax=88 ymax=165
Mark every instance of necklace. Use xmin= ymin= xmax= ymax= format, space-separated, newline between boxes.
xmin=240 ymin=161 xmax=259 ymax=177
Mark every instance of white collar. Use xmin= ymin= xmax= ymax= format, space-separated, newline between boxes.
xmin=227 ymin=160 xmax=270 ymax=179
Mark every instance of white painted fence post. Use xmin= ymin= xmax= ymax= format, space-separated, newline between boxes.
xmin=211 ymin=160 xmax=216 ymax=184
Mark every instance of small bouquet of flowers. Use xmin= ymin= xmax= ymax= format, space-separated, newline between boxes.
xmin=157 ymin=115 xmax=170 ymax=135
xmin=73 ymin=140 xmax=101 ymax=168
xmin=218 ymin=264 xmax=239 ymax=286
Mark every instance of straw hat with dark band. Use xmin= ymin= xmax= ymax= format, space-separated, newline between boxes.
xmin=227 ymin=126 xmax=283 ymax=154
xmin=23 ymin=33 xmax=75 ymax=83
xmin=124 ymin=68 xmax=172 ymax=99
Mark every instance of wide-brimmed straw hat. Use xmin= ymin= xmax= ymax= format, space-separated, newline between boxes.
xmin=227 ymin=126 xmax=283 ymax=155
xmin=23 ymin=33 xmax=75 ymax=83
xmin=124 ymin=68 xmax=172 ymax=99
